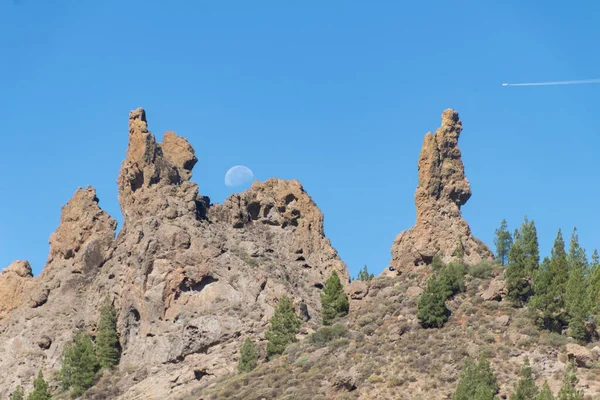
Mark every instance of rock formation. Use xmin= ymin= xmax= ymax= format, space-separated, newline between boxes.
xmin=0 ymin=108 xmax=349 ymax=399
xmin=388 ymin=109 xmax=493 ymax=273
xmin=0 ymin=260 xmax=33 ymax=318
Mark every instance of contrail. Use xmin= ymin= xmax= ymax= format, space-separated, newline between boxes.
xmin=502 ymin=78 xmax=600 ymax=87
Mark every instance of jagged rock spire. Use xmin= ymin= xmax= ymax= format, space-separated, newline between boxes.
xmin=117 ymin=108 xmax=199 ymax=228
xmin=388 ymin=109 xmax=493 ymax=272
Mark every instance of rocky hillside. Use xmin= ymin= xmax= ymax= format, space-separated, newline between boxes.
xmin=198 ymin=109 xmax=600 ymax=400
xmin=0 ymin=108 xmax=349 ymax=399
xmin=2 ymin=108 xmax=597 ymax=400
xmin=202 ymin=267 xmax=600 ymax=399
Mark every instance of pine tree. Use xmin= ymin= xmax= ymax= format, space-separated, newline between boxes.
xmin=522 ymin=218 xmax=540 ymax=274
xmin=495 ymin=219 xmax=513 ymax=265
xmin=588 ymin=249 xmax=600 ymax=320
xmin=506 ymin=227 xmax=529 ymax=306
xmin=531 ymin=230 xmax=569 ymax=331
xmin=357 ymin=265 xmax=374 ymax=281
xmin=417 ymin=275 xmax=450 ymax=328
xmin=536 ymin=381 xmax=555 ymax=400
xmin=27 ymin=370 xmax=51 ymax=400
xmin=453 ymin=356 xmax=499 ymax=400
xmin=564 ymin=228 xmax=590 ymax=341
xmin=265 ymin=295 xmax=301 ymax=360
xmin=237 ymin=337 xmax=258 ymax=373
xmin=10 ymin=386 xmax=25 ymax=400
xmin=557 ymin=361 xmax=583 ymax=400
xmin=510 ymin=357 xmax=538 ymax=400
xmin=60 ymin=331 xmax=100 ymax=397
xmin=96 ymin=299 xmax=120 ymax=369
xmin=321 ymin=270 xmax=349 ymax=325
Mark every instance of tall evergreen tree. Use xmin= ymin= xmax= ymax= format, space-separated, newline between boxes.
xmin=60 ymin=331 xmax=100 ymax=397
xmin=591 ymin=249 xmax=600 ymax=272
xmin=521 ymin=218 xmax=540 ymax=274
xmin=453 ymin=356 xmax=499 ymax=400
xmin=536 ymin=381 xmax=554 ymax=400
xmin=27 ymin=370 xmax=51 ymax=400
xmin=265 ymin=295 xmax=301 ymax=360
xmin=321 ymin=270 xmax=349 ymax=325
xmin=494 ymin=219 xmax=513 ymax=265
xmin=237 ymin=337 xmax=258 ymax=373
xmin=566 ymin=228 xmax=590 ymax=341
xmin=96 ymin=299 xmax=120 ymax=369
xmin=510 ymin=357 xmax=538 ymax=400
xmin=506 ymin=217 xmax=539 ymax=305
xmin=557 ymin=361 xmax=583 ymax=400
xmin=506 ymin=227 xmax=530 ymax=306
xmin=531 ymin=230 xmax=569 ymax=331
xmin=588 ymin=249 xmax=600 ymax=320
xmin=357 ymin=265 xmax=374 ymax=281
xmin=10 ymin=386 xmax=25 ymax=400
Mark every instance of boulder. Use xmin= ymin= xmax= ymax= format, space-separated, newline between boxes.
xmin=566 ymin=343 xmax=595 ymax=368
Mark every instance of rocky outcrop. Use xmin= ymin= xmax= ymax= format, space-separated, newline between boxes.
xmin=0 ymin=261 xmax=33 ymax=318
xmin=0 ymin=108 xmax=349 ymax=399
xmin=566 ymin=343 xmax=596 ymax=368
xmin=44 ymin=186 xmax=117 ymax=277
xmin=388 ymin=109 xmax=493 ymax=273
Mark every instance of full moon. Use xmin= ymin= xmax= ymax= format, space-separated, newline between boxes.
xmin=224 ymin=165 xmax=254 ymax=187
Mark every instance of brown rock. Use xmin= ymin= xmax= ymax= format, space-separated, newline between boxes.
xmin=0 ymin=261 xmax=33 ymax=318
xmin=495 ymin=315 xmax=510 ymax=326
xmin=566 ymin=343 xmax=595 ymax=368
xmin=44 ymin=186 xmax=117 ymax=276
xmin=480 ymin=278 xmax=506 ymax=301
xmin=388 ymin=110 xmax=493 ymax=272
xmin=37 ymin=335 xmax=52 ymax=350
xmin=348 ymin=280 xmax=368 ymax=300
xmin=332 ymin=366 xmax=359 ymax=391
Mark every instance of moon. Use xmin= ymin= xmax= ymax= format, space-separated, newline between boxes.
xmin=225 ymin=165 xmax=254 ymax=187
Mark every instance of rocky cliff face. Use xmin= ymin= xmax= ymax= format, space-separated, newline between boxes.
xmin=0 ymin=108 xmax=349 ymax=399
xmin=388 ymin=109 xmax=493 ymax=273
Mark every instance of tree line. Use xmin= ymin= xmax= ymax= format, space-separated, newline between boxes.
xmin=497 ymin=217 xmax=600 ymax=342
xmin=453 ymin=355 xmax=583 ymax=400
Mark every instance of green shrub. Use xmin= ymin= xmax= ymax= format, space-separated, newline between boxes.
xmin=28 ymin=370 xmax=51 ymax=400
xmin=10 ymin=386 xmax=25 ymax=400
xmin=238 ymin=338 xmax=259 ymax=373
xmin=468 ymin=262 xmax=495 ymax=279
xmin=310 ymin=324 xmax=346 ymax=346
xmin=453 ymin=356 xmax=499 ymax=400
xmin=418 ymin=275 xmax=450 ymax=328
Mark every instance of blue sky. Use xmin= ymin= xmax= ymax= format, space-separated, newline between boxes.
xmin=1 ymin=0 xmax=600 ymax=278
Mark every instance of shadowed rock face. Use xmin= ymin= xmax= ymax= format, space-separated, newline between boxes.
xmin=0 ymin=108 xmax=349 ymax=399
xmin=388 ymin=109 xmax=493 ymax=273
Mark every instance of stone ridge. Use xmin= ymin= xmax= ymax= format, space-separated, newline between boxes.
xmin=388 ymin=109 xmax=493 ymax=273
xmin=0 ymin=108 xmax=350 ymax=399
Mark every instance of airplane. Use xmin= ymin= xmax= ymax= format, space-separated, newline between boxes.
xmin=502 ymin=83 xmax=508 ymax=86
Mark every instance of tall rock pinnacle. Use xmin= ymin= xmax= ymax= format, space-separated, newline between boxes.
xmin=388 ymin=109 xmax=493 ymax=272
xmin=117 ymin=108 xmax=199 ymax=229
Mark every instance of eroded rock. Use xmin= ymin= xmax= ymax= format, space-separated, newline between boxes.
xmin=388 ymin=109 xmax=493 ymax=273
